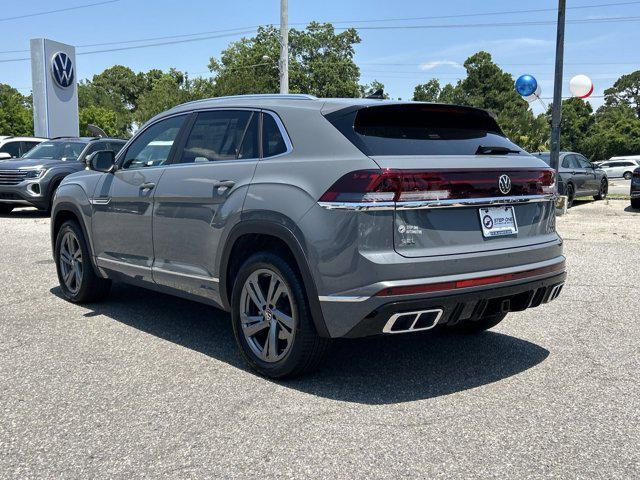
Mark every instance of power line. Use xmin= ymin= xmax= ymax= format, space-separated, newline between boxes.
xmin=0 ymin=0 xmax=120 ymax=23
xmin=2 ymin=0 xmax=639 ymax=55
xmin=341 ymin=15 xmax=640 ymax=31
xmin=320 ymin=0 xmax=640 ymax=25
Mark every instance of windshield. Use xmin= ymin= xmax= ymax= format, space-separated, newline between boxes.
xmin=23 ymin=141 xmax=87 ymax=161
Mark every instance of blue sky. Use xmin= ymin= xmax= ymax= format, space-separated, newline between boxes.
xmin=1 ymin=0 xmax=639 ymax=114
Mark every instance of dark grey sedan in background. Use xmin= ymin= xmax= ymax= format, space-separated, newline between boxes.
xmin=533 ymin=151 xmax=608 ymax=207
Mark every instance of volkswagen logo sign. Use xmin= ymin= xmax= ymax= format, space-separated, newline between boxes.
xmin=498 ymin=174 xmax=512 ymax=195
xmin=50 ymin=52 xmax=74 ymax=89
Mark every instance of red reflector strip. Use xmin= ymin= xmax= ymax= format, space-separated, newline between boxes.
xmin=375 ymin=261 xmax=566 ymax=297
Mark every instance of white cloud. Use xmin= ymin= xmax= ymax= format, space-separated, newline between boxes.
xmin=420 ymin=60 xmax=463 ymax=71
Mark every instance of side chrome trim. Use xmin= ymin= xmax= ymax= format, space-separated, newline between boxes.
xmin=96 ymin=257 xmax=150 ymax=270
xmin=153 ymin=266 xmax=219 ymax=283
xmin=89 ymin=198 xmax=111 ymax=205
xmin=318 ymin=295 xmax=370 ymax=303
xmin=318 ymin=194 xmax=555 ymax=211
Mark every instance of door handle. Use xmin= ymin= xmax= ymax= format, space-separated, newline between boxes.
xmin=140 ymin=182 xmax=156 ymax=191
xmin=213 ymin=180 xmax=235 ymax=189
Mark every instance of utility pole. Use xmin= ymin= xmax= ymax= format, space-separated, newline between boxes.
xmin=550 ymin=0 xmax=566 ymax=188
xmin=279 ymin=0 xmax=289 ymax=94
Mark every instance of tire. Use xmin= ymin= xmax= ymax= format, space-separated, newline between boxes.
xmin=566 ymin=183 xmax=575 ymax=208
xmin=0 ymin=204 xmax=13 ymax=215
xmin=231 ymin=252 xmax=331 ymax=379
xmin=623 ymin=171 xmax=633 ymax=180
xmin=632 ymin=198 xmax=640 ymax=210
xmin=594 ymin=179 xmax=608 ymax=200
xmin=55 ymin=220 xmax=111 ymax=303
xmin=446 ymin=312 xmax=508 ymax=334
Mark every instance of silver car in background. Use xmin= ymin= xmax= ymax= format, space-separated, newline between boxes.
xmin=51 ymin=95 xmax=566 ymax=378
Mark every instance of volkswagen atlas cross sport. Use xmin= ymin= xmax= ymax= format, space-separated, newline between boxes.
xmin=51 ymin=95 xmax=566 ymax=378
xmin=0 ymin=137 xmax=126 ymax=214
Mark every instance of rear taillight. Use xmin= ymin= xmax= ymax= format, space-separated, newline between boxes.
xmin=319 ymin=169 xmax=555 ymax=203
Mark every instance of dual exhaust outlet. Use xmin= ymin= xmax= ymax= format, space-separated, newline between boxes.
xmin=382 ymin=309 xmax=443 ymax=334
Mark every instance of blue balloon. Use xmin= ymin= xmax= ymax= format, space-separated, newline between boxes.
xmin=515 ymin=75 xmax=538 ymax=97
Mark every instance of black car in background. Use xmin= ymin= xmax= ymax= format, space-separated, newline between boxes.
xmin=631 ymin=167 xmax=640 ymax=209
xmin=533 ymin=151 xmax=608 ymax=208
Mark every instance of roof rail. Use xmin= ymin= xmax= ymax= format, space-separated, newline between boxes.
xmin=177 ymin=93 xmax=318 ymax=108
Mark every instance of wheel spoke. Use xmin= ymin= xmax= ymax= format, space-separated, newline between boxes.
xmin=274 ymin=309 xmax=294 ymax=330
xmin=241 ymin=314 xmax=269 ymax=337
xmin=268 ymin=283 xmax=286 ymax=307
xmin=64 ymin=268 xmax=74 ymax=287
xmin=246 ymin=274 xmax=266 ymax=309
xmin=265 ymin=321 xmax=278 ymax=360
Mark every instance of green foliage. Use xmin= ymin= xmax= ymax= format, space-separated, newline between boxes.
xmin=604 ymin=70 xmax=640 ymax=118
xmin=582 ymin=104 xmax=640 ymax=160
xmin=79 ymin=105 xmax=119 ymax=137
xmin=360 ymin=80 xmax=389 ymax=99
xmin=0 ymin=84 xmax=33 ymax=136
xmin=209 ymin=23 xmax=361 ymax=98
xmin=413 ymin=79 xmax=441 ymax=102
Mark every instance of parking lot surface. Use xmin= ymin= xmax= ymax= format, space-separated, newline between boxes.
xmin=1 ymin=200 xmax=639 ymax=479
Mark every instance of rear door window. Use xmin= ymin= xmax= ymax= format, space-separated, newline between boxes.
xmin=179 ymin=110 xmax=255 ymax=163
xmin=325 ymin=104 xmax=524 ymax=156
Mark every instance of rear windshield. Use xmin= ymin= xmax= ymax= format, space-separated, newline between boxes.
xmin=535 ymin=153 xmax=551 ymax=166
xmin=325 ymin=104 xmax=524 ymax=156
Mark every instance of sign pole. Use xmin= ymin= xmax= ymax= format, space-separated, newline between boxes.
xmin=279 ymin=0 xmax=289 ymax=94
xmin=550 ymin=0 xmax=566 ymax=185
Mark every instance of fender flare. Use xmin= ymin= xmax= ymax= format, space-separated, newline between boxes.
xmin=218 ymin=219 xmax=330 ymax=338
xmin=51 ymin=200 xmax=101 ymax=275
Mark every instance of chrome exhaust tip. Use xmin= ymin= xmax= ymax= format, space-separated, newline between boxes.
xmin=383 ymin=309 xmax=443 ymax=334
xmin=546 ymin=283 xmax=564 ymax=302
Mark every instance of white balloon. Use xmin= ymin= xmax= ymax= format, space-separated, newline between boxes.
xmin=523 ymin=84 xmax=542 ymax=103
xmin=569 ymin=75 xmax=593 ymax=98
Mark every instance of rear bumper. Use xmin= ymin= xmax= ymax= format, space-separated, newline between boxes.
xmin=342 ymin=271 xmax=565 ymax=338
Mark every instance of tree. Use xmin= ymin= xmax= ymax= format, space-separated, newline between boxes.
xmin=604 ymin=70 xmax=640 ymax=118
xmin=360 ymin=80 xmax=389 ymax=98
xmin=445 ymin=51 xmax=548 ymax=151
xmin=582 ymin=103 xmax=640 ymax=161
xmin=209 ymin=23 xmax=361 ymax=98
xmin=413 ymin=79 xmax=441 ymax=102
xmin=545 ymin=97 xmax=594 ymax=153
xmin=79 ymin=105 xmax=119 ymax=137
xmin=0 ymin=84 xmax=33 ymax=136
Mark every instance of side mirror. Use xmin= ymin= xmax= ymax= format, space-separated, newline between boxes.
xmin=87 ymin=150 xmax=116 ymax=173
xmin=0 ymin=152 xmax=12 ymax=160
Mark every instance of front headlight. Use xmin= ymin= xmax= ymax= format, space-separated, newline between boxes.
xmin=22 ymin=169 xmax=46 ymax=179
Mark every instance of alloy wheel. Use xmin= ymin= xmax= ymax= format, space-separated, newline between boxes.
xmin=240 ymin=268 xmax=296 ymax=363
xmin=59 ymin=231 xmax=83 ymax=295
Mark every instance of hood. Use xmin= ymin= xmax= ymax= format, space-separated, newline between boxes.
xmin=0 ymin=158 xmax=68 ymax=170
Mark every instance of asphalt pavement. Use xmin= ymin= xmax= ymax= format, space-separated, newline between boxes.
xmin=1 ymin=200 xmax=638 ymax=478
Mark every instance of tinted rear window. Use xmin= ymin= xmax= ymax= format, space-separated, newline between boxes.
xmin=326 ymin=104 xmax=524 ymax=157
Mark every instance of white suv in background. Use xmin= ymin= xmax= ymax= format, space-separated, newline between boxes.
xmin=596 ymin=157 xmax=640 ymax=179
xmin=0 ymin=136 xmax=47 ymax=160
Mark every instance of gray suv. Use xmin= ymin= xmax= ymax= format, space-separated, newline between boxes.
xmin=0 ymin=137 xmax=126 ymax=214
xmin=51 ymin=95 xmax=566 ymax=378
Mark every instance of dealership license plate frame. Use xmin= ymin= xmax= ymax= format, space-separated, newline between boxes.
xmin=478 ymin=206 xmax=518 ymax=238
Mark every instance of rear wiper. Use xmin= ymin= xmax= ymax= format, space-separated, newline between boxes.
xmin=476 ymin=145 xmax=521 ymax=155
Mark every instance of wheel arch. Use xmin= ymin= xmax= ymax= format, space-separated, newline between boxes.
xmin=219 ymin=219 xmax=330 ymax=338
xmin=51 ymin=200 xmax=102 ymax=276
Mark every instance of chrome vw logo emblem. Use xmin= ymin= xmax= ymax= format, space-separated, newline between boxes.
xmin=498 ymin=174 xmax=512 ymax=195
xmin=50 ymin=52 xmax=74 ymax=88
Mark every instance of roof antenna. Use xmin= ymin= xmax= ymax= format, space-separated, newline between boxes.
xmin=87 ymin=124 xmax=107 ymax=138
xmin=366 ymin=88 xmax=385 ymax=99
